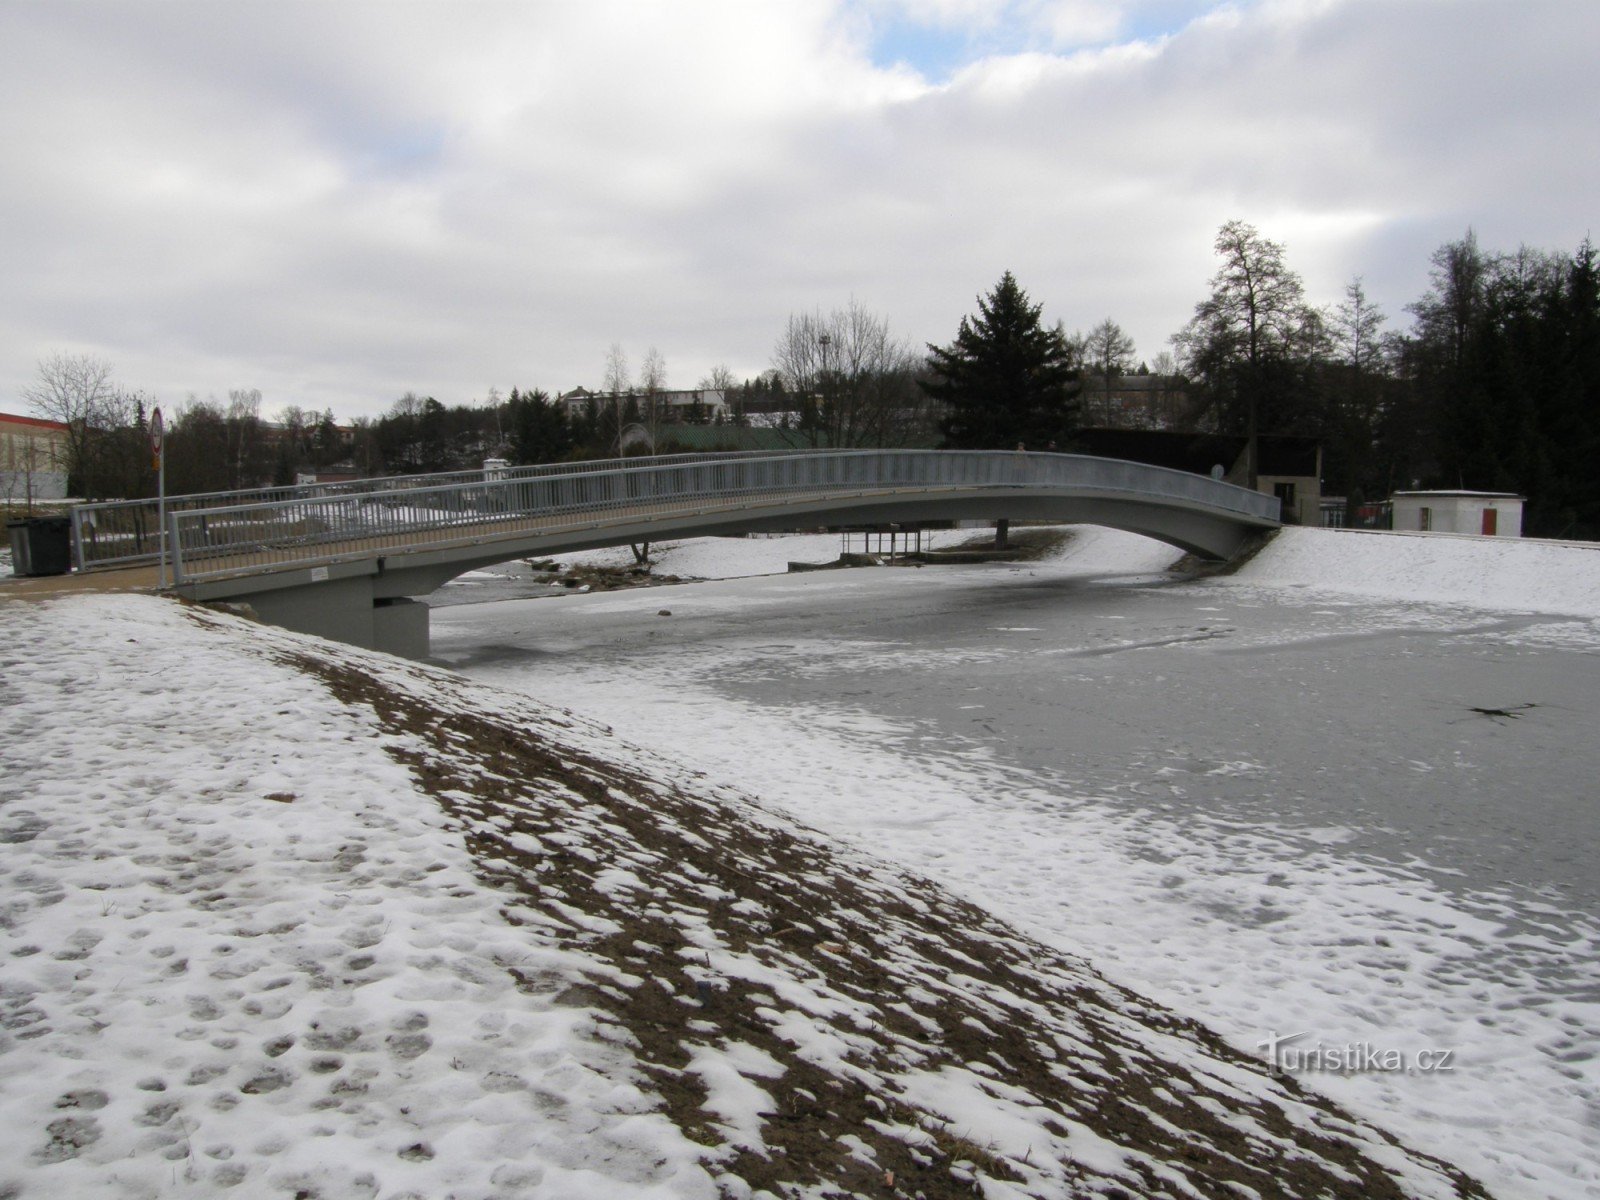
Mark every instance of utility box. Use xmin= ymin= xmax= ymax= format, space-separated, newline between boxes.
xmin=1390 ymin=491 xmax=1524 ymax=537
xmin=7 ymin=515 xmax=73 ymax=576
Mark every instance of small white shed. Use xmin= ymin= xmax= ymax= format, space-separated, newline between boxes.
xmin=1390 ymin=490 xmax=1524 ymax=537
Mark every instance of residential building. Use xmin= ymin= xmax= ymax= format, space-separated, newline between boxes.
xmin=1 ymin=411 xmax=70 ymax=504
xmin=557 ymin=387 xmax=728 ymax=424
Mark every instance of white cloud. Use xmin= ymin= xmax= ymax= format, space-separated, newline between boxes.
xmin=0 ymin=0 xmax=1596 ymax=420
xmin=1034 ymin=0 xmax=1131 ymax=46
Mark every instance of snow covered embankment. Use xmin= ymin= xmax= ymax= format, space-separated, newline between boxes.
xmin=0 ymin=595 xmax=1489 ymax=1199
xmin=1232 ymin=526 xmax=1600 ymax=615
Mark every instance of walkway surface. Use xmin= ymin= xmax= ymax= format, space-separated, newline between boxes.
xmin=1 ymin=565 xmax=161 ymax=599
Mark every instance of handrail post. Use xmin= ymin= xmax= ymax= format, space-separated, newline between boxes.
xmin=69 ymin=506 xmax=87 ymax=573
xmin=168 ymin=511 xmax=185 ymax=587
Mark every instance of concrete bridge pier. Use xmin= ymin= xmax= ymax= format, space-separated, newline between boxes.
xmin=192 ymin=565 xmax=434 ymax=659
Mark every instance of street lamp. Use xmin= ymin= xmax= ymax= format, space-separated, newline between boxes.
xmin=817 ymin=333 xmax=831 ymax=439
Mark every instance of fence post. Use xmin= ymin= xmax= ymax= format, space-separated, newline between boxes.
xmin=168 ymin=511 xmax=185 ymax=586
xmin=69 ymin=507 xmax=87 ymax=573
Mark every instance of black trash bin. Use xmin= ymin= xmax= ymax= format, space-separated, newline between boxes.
xmin=7 ymin=516 xmax=73 ymax=577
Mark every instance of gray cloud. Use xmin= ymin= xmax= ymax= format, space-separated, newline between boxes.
xmin=1 ymin=0 xmax=1595 ymax=420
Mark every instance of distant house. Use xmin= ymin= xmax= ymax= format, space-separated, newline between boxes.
xmin=1391 ymin=491 xmax=1524 ymax=537
xmin=1072 ymin=428 xmax=1323 ymax=525
xmin=558 ymin=386 xmax=728 ymax=424
xmin=0 ymin=411 xmax=70 ymax=505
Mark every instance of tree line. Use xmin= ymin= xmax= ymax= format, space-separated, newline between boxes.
xmin=923 ymin=223 xmax=1600 ymax=538
xmin=21 ymin=222 xmax=1599 ymax=538
xmin=1165 ymin=222 xmax=1599 ymax=537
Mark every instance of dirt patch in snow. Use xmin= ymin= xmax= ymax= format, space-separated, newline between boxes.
xmin=529 ymin=560 xmax=689 ymax=593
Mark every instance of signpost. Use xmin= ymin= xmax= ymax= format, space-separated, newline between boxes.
xmin=150 ymin=407 xmax=166 ymax=588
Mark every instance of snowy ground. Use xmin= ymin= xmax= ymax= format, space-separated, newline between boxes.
xmin=0 ymin=589 xmax=1490 ymax=1199
xmin=432 ymin=525 xmax=1600 ymax=1200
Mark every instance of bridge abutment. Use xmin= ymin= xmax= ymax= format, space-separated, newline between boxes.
xmin=373 ymin=597 xmax=430 ymax=659
xmin=229 ymin=574 xmax=433 ymax=660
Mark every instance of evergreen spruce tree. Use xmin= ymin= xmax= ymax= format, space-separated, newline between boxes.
xmin=508 ymin=388 xmax=571 ymax=464
xmin=923 ymin=272 xmax=1081 ymax=449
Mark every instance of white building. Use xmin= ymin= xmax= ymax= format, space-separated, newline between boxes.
xmin=557 ymin=387 xmax=727 ymax=423
xmin=1390 ymin=490 xmax=1524 ymax=537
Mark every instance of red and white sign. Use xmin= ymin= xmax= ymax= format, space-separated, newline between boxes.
xmin=149 ymin=407 xmax=164 ymax=470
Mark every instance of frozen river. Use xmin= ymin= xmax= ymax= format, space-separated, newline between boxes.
xmin=430 ymin=529 xmax=1600 ymax=1200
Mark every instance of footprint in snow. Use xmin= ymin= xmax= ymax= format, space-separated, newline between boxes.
xmin=35 ymin=1115 xmax=100 ymax=1163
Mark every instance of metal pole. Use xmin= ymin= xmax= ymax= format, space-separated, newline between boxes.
xmin=168 ymin=509 xmax=185 ymax=585
xmin=158 ymin=452 xmax=167 ymax=589
xmin=150 ymin=406 xmax=168 ymax=589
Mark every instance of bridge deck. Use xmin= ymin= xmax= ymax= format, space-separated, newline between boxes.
xmin=163 ymin=450 xmax=1277 ymax=590
xmin=1 ymin=564 xmax=161 ymax=599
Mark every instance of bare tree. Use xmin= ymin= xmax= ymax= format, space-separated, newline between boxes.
xmin=639 ymin=346 xmax=667 ymax=394
xmin=603 ymin=344 xmax=631 ymax=395
xmin=225 ymin=388 xmax=272 ymax=488
xmin=1079 ymin=318 xmax=1136 ymax=422
xmin=22 ymin=353 xmax=153 ymax=499
xmin=1144 ymin=350 xmax=1185 ymax=428
xmin=772 ymin=301 xmax=927 ymax=448
xmin=1408 ymin=229 xmax=1487 ymax=374
xmin=1172 ymin=220 xmax=1324 ymax=484
xmin=1333 ymin=278 xmax=1385 ymax=375
xmin=639 ymin=345 xmax=668 ymax=446
xmin=1327 ymin=277 xmax=1393 ymax=516
xmin=23 ymin=352 xmax=117 ymax=496
xmin=697 ymin=364 xmax=737 ymax=392
xmin=1086 ymin=319 xmax=1135 ymax=382
xmin=602 ymin=343 xmax=631 ymax=454
xmin=696 ymin=364 xmax=738 ymax=424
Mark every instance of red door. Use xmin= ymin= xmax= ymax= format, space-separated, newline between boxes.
xmin=1481 ymin=508 xmax=1498 ymax=536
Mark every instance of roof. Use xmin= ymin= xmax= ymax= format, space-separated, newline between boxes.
xmin=0 ymin=411 xmax=70 ymax=433
xmin=1392 ymin=490 xmax=1524 ymax=500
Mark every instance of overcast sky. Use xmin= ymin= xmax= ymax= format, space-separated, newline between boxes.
xmin=3 ymin=0 xmax=1595 ymax=421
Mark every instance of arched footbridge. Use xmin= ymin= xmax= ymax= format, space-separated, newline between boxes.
xmin=73 ymin=449 xmax=1279 ymax=657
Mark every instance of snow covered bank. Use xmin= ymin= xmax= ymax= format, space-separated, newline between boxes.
xmin=1231 ymin=527 xmax=1600 ymax=615
xmin=0 ymin=593 xmax=1489 ymax=1199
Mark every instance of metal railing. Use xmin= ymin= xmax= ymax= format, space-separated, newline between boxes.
xmin=166 ymin=450 xmax=1279 ymax=586
xmin=69 ymin=449 xmax=781 ymax=571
